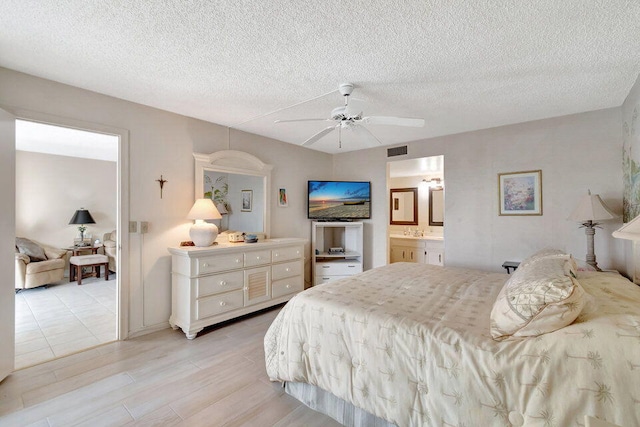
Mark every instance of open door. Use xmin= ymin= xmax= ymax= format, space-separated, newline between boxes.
xmin=0 ymin=108 xmax=16 ymax=382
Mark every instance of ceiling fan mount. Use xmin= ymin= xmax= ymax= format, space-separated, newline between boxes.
xmin=275 ymin=82 xmax=424 ymax=148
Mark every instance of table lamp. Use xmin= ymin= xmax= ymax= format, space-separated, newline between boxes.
xmin=568 ymin=190 xmax=617 ymax=271
xmin=187 ymin=199 xmax=222 ymax=246
xmin=69 ymin=208 xmax=96 ymax=247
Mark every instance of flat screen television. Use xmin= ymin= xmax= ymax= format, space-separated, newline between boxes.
xmin=308 ymin=180 xmax=371 ymax=220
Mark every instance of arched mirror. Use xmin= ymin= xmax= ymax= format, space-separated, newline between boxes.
xmin=390 ymin=187 xmax=418 ymax=225
xmin=194 ymin=150 xmax=272 ymax=237
xmin=429 ymin=187 xmax=444 ymax=226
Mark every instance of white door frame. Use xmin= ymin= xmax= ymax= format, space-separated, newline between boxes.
xmin=10 ymin=108 xmax=130 ymax=340
xmin=0 ymin=108 xmax=16 ymax=382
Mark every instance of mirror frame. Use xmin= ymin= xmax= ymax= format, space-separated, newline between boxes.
xmin=389 ymin=187 xmax=419 ymax=225
xmin=194 ymin=150 xmax=273 ymax=237
xmin=428 ymin=187 xmax=444 ymax=226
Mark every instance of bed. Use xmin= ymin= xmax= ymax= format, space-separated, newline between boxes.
xmin=264 ymin=259 xmax=640 ymax=427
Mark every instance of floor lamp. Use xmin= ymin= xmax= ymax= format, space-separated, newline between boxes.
xmin=568 ymin=190 xmax=617 ymax=271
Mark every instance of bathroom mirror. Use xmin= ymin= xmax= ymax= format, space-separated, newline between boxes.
xmin=390 ymin=187 xmax=418 ymax=225
xmin=429 ymin=187 xmax=444 ymax=226
xmin=194 ymin=150 xmax=272 ymax=236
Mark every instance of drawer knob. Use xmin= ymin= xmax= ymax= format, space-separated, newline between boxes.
xmin=219 ymin=301 xmax=226 ymax=306
xmin=285 ymin=268 xmax=290 ymax=272
xmin=296 ymin=250 xmax=300 ymax=255
xmin=220 ymin=281 xmax=226 ymax=286
xmin=274 ymin=253 xmax=279 ymax=257
xmin=203 ymin=263 xmax=208 ymax=267
xmin=322 ymin=265 xmax=329 ymax=269
xmin=286 ymin=284 xmax=291 ymax=289
xmin=235 ymin=259 xmax=241 ymax=263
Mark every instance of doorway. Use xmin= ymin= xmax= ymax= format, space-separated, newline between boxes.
xmin=387 ymin=156 xmax=445 ymax=264
xmin=14 ymin=119 xmax=124 ymax=369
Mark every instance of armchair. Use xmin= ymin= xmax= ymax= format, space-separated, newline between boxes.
xmin=15 ymin=240 xmax=67 ymax=290
xmin=103 ymin=230 xmax=117 ymax=273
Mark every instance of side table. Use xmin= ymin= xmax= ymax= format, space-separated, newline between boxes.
xmin=501 ymin=261 xmax=520 ymax=274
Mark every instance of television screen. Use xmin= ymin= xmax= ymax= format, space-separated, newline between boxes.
xmin=308 ymin=180 xmax=371 ymax=220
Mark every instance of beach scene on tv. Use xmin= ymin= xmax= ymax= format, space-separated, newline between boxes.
xmin=308 ymin=181 xmax=371 ymax=219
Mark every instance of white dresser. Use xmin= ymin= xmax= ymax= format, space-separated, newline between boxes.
xmin=168 ymin=238 xmax=306 ymax=339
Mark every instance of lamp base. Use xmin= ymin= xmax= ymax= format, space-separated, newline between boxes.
xmin=189 ymin=221 xmax=219 ymax=247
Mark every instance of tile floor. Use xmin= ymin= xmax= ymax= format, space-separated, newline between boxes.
xmin=14 ymin=275 xmax=117 ymax=370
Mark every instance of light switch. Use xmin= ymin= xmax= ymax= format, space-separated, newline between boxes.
xmin=140 ymin=221 xmax=149 ymax=234
xmin=129 ymin=221 xmax=137 ymax=233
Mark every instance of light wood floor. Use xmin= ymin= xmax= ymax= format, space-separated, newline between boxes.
xmin=0 ymin=307 xmax=342 ymax=427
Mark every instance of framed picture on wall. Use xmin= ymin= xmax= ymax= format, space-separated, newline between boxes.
xmin=498 ymin=170 xmax=542 ymax=215
xmin=241 ymin=190 xmax=252 ymax=212
xmin=278 ymin=188 xmax=288 ymax=207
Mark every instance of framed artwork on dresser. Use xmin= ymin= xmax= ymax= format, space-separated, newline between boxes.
xmin=498 ymin=170 xmax=542 ymax=215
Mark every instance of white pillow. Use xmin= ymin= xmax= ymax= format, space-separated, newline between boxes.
xmin=490 ymin=256 xmax=585 ymax=341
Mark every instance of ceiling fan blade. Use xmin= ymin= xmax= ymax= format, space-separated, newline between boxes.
xmin=274 ymin=118 xmax=330 ymax=124
xmin=362 ymin=116 xmax=425 ymax=127
xmin=301 ymin=126 xmax=337 ymax=146
xmin=352 ymin=125 xmax=383 ymax=145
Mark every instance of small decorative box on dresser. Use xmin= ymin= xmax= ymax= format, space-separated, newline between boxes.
xmin=168 ymin=238 xmax=306 ymax=339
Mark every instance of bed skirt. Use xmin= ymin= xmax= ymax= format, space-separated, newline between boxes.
xmin=285 ymin=382 xmax=397 ymax=427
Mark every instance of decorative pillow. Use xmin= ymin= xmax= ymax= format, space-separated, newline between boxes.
xmin=490 ymin=256 xmax=585 ymax=341
xmin=517 ymin=248 xmax=567 ymax=269
xmin=15 ymin=237 xmax=47 ymax=262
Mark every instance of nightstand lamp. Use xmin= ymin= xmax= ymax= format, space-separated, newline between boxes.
xmin=187 ymin=199 xmax=222 ymax=247
xmin=69 ymin=208 xmax=96 ymax=247
xmin=568 ymin=190 xmax=617 ymax=271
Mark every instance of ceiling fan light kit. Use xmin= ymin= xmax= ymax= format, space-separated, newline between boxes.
xmin=275 ymin=82 xmax=425 ymax=149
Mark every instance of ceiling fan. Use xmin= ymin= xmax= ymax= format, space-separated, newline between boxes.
xmin=274 ymin=83 xmax=425 ymax=148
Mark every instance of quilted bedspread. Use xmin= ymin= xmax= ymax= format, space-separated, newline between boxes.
xmin=264 ymin=263 xmax=640 ymax=427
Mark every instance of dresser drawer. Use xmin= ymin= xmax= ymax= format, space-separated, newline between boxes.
xmin=272 ymin=260 xmax=302 ymax=281
xmin=196 ymin=289 xmax=244 ymax=319
xmin=315 ymin=275 xmax=351 ymax=285
xmin=315 ymin=261 xmax=362 ymax=276
xmin=196 ymin=271 xmax=244 ymax=298
xmin=272 ymin=245 xmax=303 ymax=262
xmin=244 ymin=250 xmax=271 ymax=267
xmin=272 ymin=276 xmax=303 ymax=298
xmin=196 ymin=253 xmax=243 ymax=275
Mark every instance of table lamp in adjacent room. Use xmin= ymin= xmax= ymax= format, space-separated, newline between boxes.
xmin=69 ymin=208 xmax=96 ymax=247
xmin=568 ymin=190 xmax=617 ymax=271
xmin=187 ymin=199 xmax=222 ymax=247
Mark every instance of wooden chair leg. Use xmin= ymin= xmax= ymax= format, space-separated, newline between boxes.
xmin=70 ymin=264 xmax=75 ymax=282
xmin=105 ymin=264 xmax=109 ymax=281
xmin=96 ymin=265 xmax=101 ymax=278
xmin=77 ymin=265 xmax=82 ymax=285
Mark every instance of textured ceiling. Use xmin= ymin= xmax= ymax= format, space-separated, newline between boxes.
xmin=1 ymin=1 xmax=639 ymax=154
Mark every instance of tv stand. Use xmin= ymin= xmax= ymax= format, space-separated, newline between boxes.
xmin=311 ymin=221 xmax=363 ymax=286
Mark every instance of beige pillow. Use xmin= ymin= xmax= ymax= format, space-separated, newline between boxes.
xmin=15 ymin=237 xmax=47 ymax=262
xmin=490 ymin=256 xmax=585 ymax=341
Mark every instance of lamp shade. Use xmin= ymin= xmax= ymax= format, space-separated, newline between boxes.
xmin=187 ymin=199 xmax=222 ymax=220
xmin=568 ymin=191 xmax=617 ymax=222
xmin=612 ymin=214 xmax=640 ymax=240
xmin=69 ymin=208 xmax=96 ymax=225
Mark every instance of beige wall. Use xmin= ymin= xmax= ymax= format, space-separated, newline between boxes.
xmin=0 ymin=67 xmax=332 ymax=336
xmin=334 ymin=108 xmax=625 ymax=274
xmin=16 ymin=151 xmax=116 ymax=250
